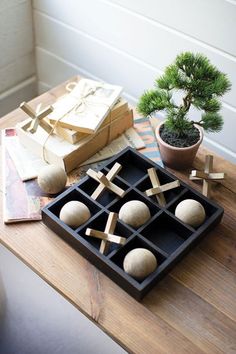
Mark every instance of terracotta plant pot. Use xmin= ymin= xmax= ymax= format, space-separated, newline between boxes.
xmin=155 ymin=121 xmax=203 ymax=170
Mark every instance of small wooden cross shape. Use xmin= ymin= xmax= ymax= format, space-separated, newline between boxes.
xmin=20 ymin=102 xmax=54 ymax=134
xmin=145 ymin=168 xmax=180 ymax=207
xmin=86 ymin=162 xmax=125 ymax=200
xmin=189 ymin=154 xmax=225 ymax=197
xmin=85 ymin=212 xmax=126 ymax=255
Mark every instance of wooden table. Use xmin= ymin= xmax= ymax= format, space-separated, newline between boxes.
xmin=1 ymin=79 xmax=236 ymax=354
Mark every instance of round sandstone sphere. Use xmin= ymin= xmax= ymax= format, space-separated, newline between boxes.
xmin=59 ymin=200 xmax=91 ymax=228
xmin=123 ymin=248 xmax=157 ymax=280
xmin=175 ymin=199 xmax=206 ymax=227
xmin=38 ymin=165 xmax=67 ymax=194
xmin=119 ymin=200 xmax=151 ymax=228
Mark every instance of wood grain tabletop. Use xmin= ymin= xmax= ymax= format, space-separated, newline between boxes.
xmin=0 ymin=78 xmax=236 ymax=354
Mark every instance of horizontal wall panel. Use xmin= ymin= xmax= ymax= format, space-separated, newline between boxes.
xmin=203 ymin=137 xmax=236 ymax=164
xmin=36 ymin=47 xmax=145 ymax=102
xmin=36 ymin=51 xmax=138 ymax=107
xmin=36 ymin=48 xmax=79 ymax=87
xmin=38 ymin=81 xmax=51 ymax=94
xmin=34 ymin=0 xmax=236 ymax=56
xmin=34 ymin=10 xmax=159 ymax=99
xmin=34 ymin=12 xmax=236 ymax=106
xmin=0 ymin=52 xmax=35 ymax=94
xmin=36 ymin=48 xmax=236 ymax=161
xmin=33 ymin=3 xmax=236 ymax=107
xmin=109 ymin=0 xmax=236 ymax=56
xmin=0 ymin=0 xmax=27 ymax=12
xmin=0 ymin=0 xmax=34 ymax=69
xmin=0 ymin=77 xmax=37 ymax=117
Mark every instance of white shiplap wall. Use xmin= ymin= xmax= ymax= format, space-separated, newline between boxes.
xmin=33 ymin=0 xmax=236 ymax=163
xmin=0 ymin=0 xmax=37 ymax=117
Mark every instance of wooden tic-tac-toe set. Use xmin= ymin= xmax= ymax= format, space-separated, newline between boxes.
xmin=42 ymin=147 xmax=224 ymax=300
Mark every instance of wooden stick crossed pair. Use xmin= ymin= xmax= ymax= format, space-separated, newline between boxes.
xmin=145 ymin=168 xmax=180 ymax=206
xmin=86 ymin=212 xmax=126 ymax=255
xmin=86 ymin=162 xmax=125 ymax=200
xmin=190 ymin=155 xmax=225 ymax=197
xmin=20 ymin=102 xmax=53 ymax=134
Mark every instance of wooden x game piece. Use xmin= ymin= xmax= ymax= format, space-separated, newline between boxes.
xmin=20 ymin=102 xmax=53 ymax=134
xmin=145 ymin=168 xmax=180 ymax=206
xmin=87 ymin=162 xmax=125 ymax=200
xmin=189 ymin=155 xmax=225 ymax=197
xmin=85 ymin=212 xmax=126 ymax=255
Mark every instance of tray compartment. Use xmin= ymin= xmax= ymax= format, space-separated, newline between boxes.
xmin=167 ymin=189 xmax=219 ymax=228
xmin=139 ymin=212 xmax=193 ymax=255
xmin=108 ymin=189 xmax=161 ymax=229
xmin=78 ymin=211 xmax=133 ymax=255
xmin=135 ymin=172 xmax=186 ymax=206
xmin=78 ymin=174 xmax=129 ymax=206
xmin=110 ymin=235 xmax=167 ymax=283
xmin=47 ymin=188 xmax=101 ymax=221
xmin=106 ymin=149 xmax=153 ymax=184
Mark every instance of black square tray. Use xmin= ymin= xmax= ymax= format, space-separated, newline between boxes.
xmin=42 ymin=147 xmax=223 ymax=300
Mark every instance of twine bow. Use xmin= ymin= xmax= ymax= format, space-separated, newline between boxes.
xmin=65 ymin=80 xmax=105 ymax=116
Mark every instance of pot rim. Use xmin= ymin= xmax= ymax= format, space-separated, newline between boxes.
xmin=155 ymin=120 xmax=203 ymax=151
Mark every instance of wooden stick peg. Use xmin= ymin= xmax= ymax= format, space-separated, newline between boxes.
xmin=97 ymin=172 xmax=110 ymax=186
xmin=146 ymin=168 xmax=166 ymax=206
xmin=100 ymin=212 xmax=118 ymax=254
xmin=85 ymin=228 xmax=126 ymax=245
xmin=146 ymin=180 xmax=180 ymax=197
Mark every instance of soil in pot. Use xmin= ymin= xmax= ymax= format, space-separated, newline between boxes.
xmin=160 ymin=124 xmax=200 ymax=148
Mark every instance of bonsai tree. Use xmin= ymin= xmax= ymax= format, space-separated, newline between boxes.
xmin=137 ymin=52 xmax=231 ymax=147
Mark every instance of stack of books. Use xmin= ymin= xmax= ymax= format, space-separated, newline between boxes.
xmin=16 ymin=78 xmax=133 ymax=173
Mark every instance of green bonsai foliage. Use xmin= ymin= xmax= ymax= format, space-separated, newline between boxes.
xmin=137 ymin=52 xmax=231 ymax=138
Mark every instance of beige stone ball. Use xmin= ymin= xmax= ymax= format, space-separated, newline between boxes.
xmin=59 ymin=200 xmax=91 ymax=228
xmin=119 ymin=200 xmax=151 ymax=228
xmin=175 ymin=199 xmax=206 ymax=227
xmin=38 ymin=164 xmax=67 ymax=194
xmin=123 ymin=248 xmax=157 ymax=280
